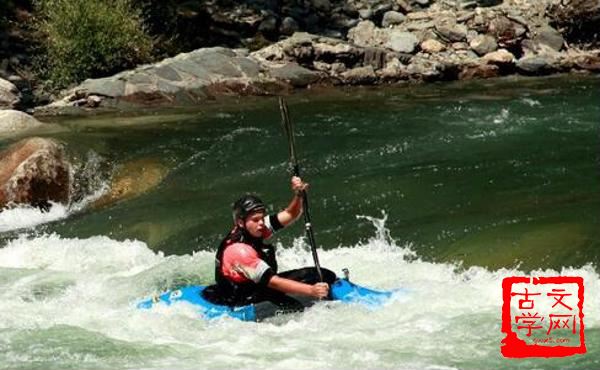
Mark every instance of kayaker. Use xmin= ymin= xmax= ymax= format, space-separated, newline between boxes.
xmin=202 ymin=176 xmax=337 ymax=309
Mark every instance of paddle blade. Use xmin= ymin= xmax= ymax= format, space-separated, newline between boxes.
xmin=278 ymin=97 xmax=299 ymax=174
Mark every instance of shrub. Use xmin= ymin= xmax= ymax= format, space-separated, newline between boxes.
xmin=34 ymin=0 xmax=153 ymax=89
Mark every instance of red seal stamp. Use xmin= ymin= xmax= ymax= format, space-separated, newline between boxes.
xmin=501 ymin=276 xmax=586 ymax=358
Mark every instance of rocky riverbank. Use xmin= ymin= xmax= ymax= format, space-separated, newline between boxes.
xmin=30 ymin=0 xmax=600 ymax=114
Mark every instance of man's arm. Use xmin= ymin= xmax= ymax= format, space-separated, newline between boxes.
xmin=267 ymin=275 xmax=329 ymax=298
xmin=277 ymin=176 xmax=308 ymax=227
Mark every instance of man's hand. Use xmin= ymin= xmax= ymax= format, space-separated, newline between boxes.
xmin=268 ymin=276 xmax=330 ymax=299
xmin=291 ymin=176 xmax=309 ymax=195
xmin=311 ymin=282 xmax=329 ymax=298
xmin=278 ymin=176 xmax=309 ymax=226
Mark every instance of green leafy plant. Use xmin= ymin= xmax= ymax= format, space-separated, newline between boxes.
xmin=34 ymin=0 xmax=154 ymax=90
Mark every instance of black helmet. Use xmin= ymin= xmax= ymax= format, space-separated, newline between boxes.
xmin=232 ymin=195 xmax=266 ymax=221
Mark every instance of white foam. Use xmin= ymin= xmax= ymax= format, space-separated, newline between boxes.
xmin=0 ymin=203 xmax=69 ymax=232
xmin=0 ymin=180 xmax=109 ymax=233
xmin=0 ymin=233 xmax=163 ymax=274
xmin=0 ymin=215 xmax=598 ymax=369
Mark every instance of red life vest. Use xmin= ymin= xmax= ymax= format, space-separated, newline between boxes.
xmin=212 ymin=226 xmax=278 ymax=306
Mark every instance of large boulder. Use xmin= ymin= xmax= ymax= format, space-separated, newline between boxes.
xmin=92 ymin=158 xmax=168 ymax=209
xmin=0 ymin=78 xmax=21 ymax=109
xmin=37 ymin=47 xmax=289 ymax=113
xmin=516 ymin=55 xmax=558 ymax=75
xmin=532 ymin=24 xmax=564 ymax=51
xmin=0 ymin=137 xmax=70 ymax=210
xmin=0 ymin=110 xmax=43 ymax=137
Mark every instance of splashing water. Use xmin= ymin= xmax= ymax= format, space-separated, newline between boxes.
xmin=0 ymin=215 xmax=597 ymax=370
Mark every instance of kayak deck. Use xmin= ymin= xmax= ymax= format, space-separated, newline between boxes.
xmin=137 ymin=279 xmax=397 ymax=321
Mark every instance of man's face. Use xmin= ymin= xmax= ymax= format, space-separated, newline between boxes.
xmin=239 ymin=211 xmax=265 ymax=238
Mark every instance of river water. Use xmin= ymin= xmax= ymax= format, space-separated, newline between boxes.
xmin=0 ymin=75 xmax=598 ymax=369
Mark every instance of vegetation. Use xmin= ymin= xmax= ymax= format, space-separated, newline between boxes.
xmin=0 ymin=1 xmax=16 ymax=29
xmin=33 ymin=0 xmax=154 ymax=89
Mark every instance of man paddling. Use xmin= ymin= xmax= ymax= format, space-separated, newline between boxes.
xmin=202 ymin=176 xmax=337 ymax=310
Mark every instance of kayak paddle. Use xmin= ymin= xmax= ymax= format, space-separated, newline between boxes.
xmin=278 ymin=97 xmax=324 ymax=282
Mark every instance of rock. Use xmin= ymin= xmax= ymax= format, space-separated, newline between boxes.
xmin=311 ymin=0 xmax=331 ymax=12
xmin=521 ymin=41 xmax=563 ymax=60
xmin=421 ymin=39 xmax=446 ymax=53
xmin=532 ymin=25 xmax=564 ymax=51
xmin=39 ymin=47 xmax=288 ymax=113
xmin=359 ymin=8 xmax=374 ymax=20
xmin=568 ymin=52 xmax=600 ymax=72
xmin=407 ymin=11 xmax=431 ymax=21
xmin=488 ymin=15 xmax=519 ymax=47
xmin=482 ymin=49 xmax=515 ymax=65
xmin=406 ymin=56 xmax=443 ymax=80
xmin=258 ymin=16 xmax=278 ymax=36
xmin=395 ymin=0 xmax=413 ymax=13
xmin=280 ymin=17 xmax=300 ymax=36
xmin=0 ymin=137 xmax=70 ymax=210
xmin=341 ymin=3 xmax=359 ymax=18
xmin=330 ymin=62 xmax=347 ymax=74
xmin=0 ymin=110 xmax=43 ymax=136
xmin=382 ymin=11 xmax=406 ymax=28
xmin=363 ymin=47 xmax=387 ymax=69
xmin=322 ymin=29 xmax=343 ymax=39
xmin=340 ymin=65 xmax=377 ymax=84
xmin=314 ymin=42 xmax=362 ymax=66
xmin=466 ymin=30 xmax=478 ymax=43
xmin=76 ymin=77 xmax=127 ymax=99
xmin=378 ymin=57 xmax=406 ymax=80
xmin=516 ymin=55 xmax=555 ymax=75
xmin=86 ymin=95 xmax=102 ymax=108
xmin=451 ymin=42 xmax=469 ymax=50
xmin=347 ymin=21 xmax=388 ymax=48
xmin=336 ymin=16 xmax=360 ymax=30
xmin=268 ymin=63 xmax=320 ymax=87
xmin=312 ymin=61 xmax=332 ymax=72
xmin=406 ymin=20 xmax=436 ymax=32
xmin=386 ymin=31 xmax=419 ymax=53
xmin=459 ymin=0 xmax=502 ymax=9
xmin=435 ymin=18 xmax=468 ymax=42
xmin=470 ymin=34 xmax=498 ymax=56
xmin=92 ymin=158 xmax=168 ymax=209
xmin=460 ymin=0 xmax=479 ymax=10
xmin=373 ymin=3 xmax=394 ymax=19
xmin=0 ymin=78 xmax=21 ymax=109
xmin=459 ymin=63 xmax=500 ymax=79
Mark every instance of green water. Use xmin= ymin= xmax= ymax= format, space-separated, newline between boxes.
xmin=1 ymin=74 xmax=599 ymax=370
xmin=20 ymin=74 xmax=599 ymax=272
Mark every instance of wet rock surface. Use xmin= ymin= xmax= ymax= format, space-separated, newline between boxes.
xmin=0 ymin=137 xmax=70 ymax=210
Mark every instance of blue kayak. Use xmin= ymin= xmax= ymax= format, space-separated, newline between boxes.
xmin=137 ymin=279 xmax=397 ymax=321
